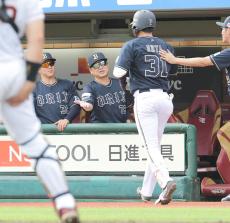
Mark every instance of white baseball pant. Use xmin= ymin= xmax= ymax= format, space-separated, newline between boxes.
xmin=0 ymin=59 xmax=75 ymax=210
xmin=134 ymin=89 xmax=173 ymax=197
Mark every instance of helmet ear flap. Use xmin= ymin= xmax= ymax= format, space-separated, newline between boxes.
xmin=129 ymin=21 xmax=135 ymax=30
xmin=131 ymin=27 xmax=140 ymax=37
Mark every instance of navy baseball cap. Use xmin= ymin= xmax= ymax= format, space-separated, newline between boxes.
xmin=88 ymin=52 xmax=107 ymax=68
xmin=216 ymin=16 xmax=230 ymax=28
xmin=42 ymin=52 xmax=56 ymax=63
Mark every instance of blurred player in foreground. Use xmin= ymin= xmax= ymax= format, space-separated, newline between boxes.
xmin=0 ymin=0 xmax=80 ymax=222
xmin=160 ymin=16 xmax=230 ymax=202
xmin=113 ymin=10 xmax=177 ymax=204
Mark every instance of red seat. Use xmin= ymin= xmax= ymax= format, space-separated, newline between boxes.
xmin=201 ymin=150 xmax=230 ymax=197
xmin=201 ymin=122 xmax=230 ymax=197
xmin=201 ymin=177 xmax=230 ymax=197
xmin=176 ymin=90 xmax=221 ymax=156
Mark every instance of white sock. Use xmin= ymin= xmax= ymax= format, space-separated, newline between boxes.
xmin=55 ymin=193 xmax=76 ymax=210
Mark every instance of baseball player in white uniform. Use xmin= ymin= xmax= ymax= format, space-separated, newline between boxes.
xmin=0 ymin=1 xmax=79 ymax=222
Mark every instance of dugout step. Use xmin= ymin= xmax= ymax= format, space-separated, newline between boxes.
xmin=0 ymin=175 xmax=200 ymax=201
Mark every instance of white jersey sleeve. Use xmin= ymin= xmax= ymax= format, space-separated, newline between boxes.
xmin=24 ymin=0 xmax=45 ymax=25
xmin=0 ymin=0 xmax=44 ymax=61
xmin=15 ymin=0 xmax=44 ymax=37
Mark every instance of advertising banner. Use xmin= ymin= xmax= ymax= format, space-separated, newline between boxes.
xmin=0 ymin=134 xmax=185 ymax=173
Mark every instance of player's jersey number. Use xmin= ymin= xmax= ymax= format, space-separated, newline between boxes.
xmin=145 ymin=55 xmax=168 ymax=78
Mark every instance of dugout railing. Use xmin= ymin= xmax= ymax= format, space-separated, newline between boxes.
xmin=0 ymin=123 xmax=200 ymax=201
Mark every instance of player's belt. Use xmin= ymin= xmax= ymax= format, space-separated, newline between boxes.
xmin=134 ymin=88 xmax=164 ymax=97
xmin=139 ymin=89 xmax=150 ymax=93
xmin=139 ymin=88 xmax=167 ymax=93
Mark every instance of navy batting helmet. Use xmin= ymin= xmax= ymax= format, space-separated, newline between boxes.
xmin=131 ymin=10 xmax=156 ymax=31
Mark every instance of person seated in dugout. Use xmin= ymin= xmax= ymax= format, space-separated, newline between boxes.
xmin=33 ymin=52 xmax=81 ymax=131
xmin=75 ymin=52 xmax=133 ymax=123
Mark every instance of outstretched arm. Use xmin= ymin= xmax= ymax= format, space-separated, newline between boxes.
xmin=159 ymin=49 xmax=214 ymax=67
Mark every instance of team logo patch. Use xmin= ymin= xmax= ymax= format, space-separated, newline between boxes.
xmin=82 ymin=93 xmax=92 ymax=97
xmin=82 ymin=93 xmax=92 ymax=101
xmin=93 ymin=54 xmax=99 ymax=60
xmin=149 ymin=18 xmax=153 ymax=26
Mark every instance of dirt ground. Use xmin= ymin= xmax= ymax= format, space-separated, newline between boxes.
xmin=1 ymin=201 xmax=230 ymax=208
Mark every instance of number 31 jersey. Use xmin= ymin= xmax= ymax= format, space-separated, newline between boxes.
xmin=115 ymin=36 xmax=177 ymax=94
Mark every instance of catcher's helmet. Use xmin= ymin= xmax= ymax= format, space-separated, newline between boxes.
xmin=131 ymin=10 xmax=156 ymax=31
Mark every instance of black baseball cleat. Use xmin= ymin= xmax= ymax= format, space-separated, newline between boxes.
xmin=136 ymin=187 xmax=152 ymax=202
xmin=155 ymin=180 xmax=176 ymax=205
xmin=58 ymin=208 xmax=80 ymax=223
